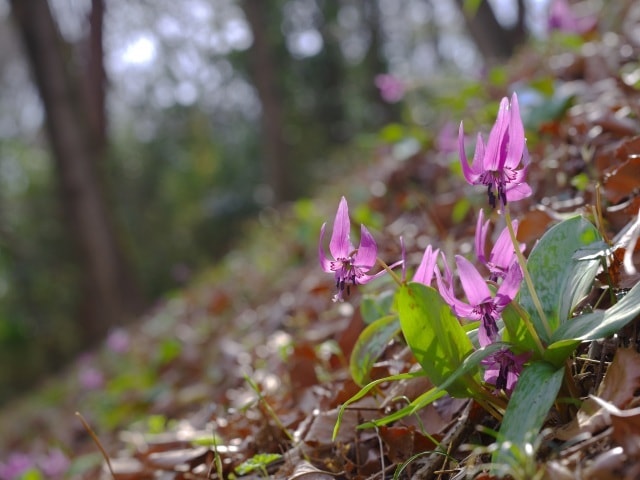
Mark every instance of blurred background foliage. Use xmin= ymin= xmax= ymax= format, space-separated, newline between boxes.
xmin=0 ymin=0 xmax=605 ymax=402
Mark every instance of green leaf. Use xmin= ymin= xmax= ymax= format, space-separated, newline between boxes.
xmin=462 ymin=0 xmax=482 ymax=15
xmin=360 ymin=291 xmax=395 ymax=324
xmin=396 ymin=283 xmax=477 ymax=397
xmin=543 ymin=338 xmax=581 ymax=367
xmin=518 ymin=215 xmax=601 ymax=342
xmin=494 ymin=361 xmax=564 ymax=466
xmin=17 ymin=469 xmax=43 ymax=480
xmin=501 ymin=302 xmax=540 ymax=355
xmin=551 ymin=281 xmax=640 ymax=343
xmin=361 ymin=386 xmax=447 ymax=429
xmin=234 ymin=453 xmax=282 ymax=475
xmin=350 ymin=315 xmax=400 ymax=386
xmin=333 ymin=371 xmax=426 ymax=440
xmin=362 ymin=343 xmax=506 ymax=429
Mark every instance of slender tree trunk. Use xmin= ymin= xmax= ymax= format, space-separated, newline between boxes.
xmin=241 ymin=0 xmax=291 ymax=204
xmin=360 ymin=0 xmax=398 ymax=125
xmin=84 ymin=0 xmax=107 ymax=149
xmin=453 ymin=0 xmax=527 ymax=62
xmin=10 ymin=0 xmax=143 ymax=343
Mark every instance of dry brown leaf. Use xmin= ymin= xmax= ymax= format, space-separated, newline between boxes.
xmin=288 ymin=460 xmax=338 ymax=479
xmin=378 ymin=425 xmax=438 ymax=464
xmin=557 ymin=348 xmax=640 ymax=440
xmin=589 ymin=396 xmax=640 ymax=458
xmin=593 ymin=348 xmax=640 ymax=407
xmin=108 ymin=457 xmax=155 ymax=480
xmin=580 ymin=446 xmax=626 ymax=480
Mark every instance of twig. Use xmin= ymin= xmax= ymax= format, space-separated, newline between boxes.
xmin=75 ymin=411 xmax=115 ymax=479
xmin=412 ymin=401 xmax=476 ymax=479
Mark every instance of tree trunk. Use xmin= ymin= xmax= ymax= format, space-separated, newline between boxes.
xmin=10 ymin=0 xmax=143 ymax=343
xmin=453 ymin=0 xmax=527 ymax=63
xmin=241 ymin=0 xmax=292 ymax=204
xmin=83 ymin=0 xmax=107 ymax=150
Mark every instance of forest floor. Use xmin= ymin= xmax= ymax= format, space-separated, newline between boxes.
xmin=3 ymin=25 xmax=640 ymax=480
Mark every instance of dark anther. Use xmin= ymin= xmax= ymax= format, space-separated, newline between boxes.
xmin=496 ymin=363 xmax=508 ymax=391
xmin=487 ymin=185 xmax=496 ymax=209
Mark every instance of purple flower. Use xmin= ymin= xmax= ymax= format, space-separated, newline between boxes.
xmin=481 ymin=348 xmax=529 ymax=394
xmin=436 ymin=122 xmax=457 ymax=155
xmin=438 ymin=256 xmax=523 ymax=347
xmin=413 ymin=245 xmax=440 ymax=286
xmin=106 ymin=328 xmax=130 ymax=354
xmin=0 ymin=452 xmax=33 ymax=480
xmin=374 ymin=74 xmax=405 ymax=103
xmin=548 ymin=0 xmax=597 ymax=34
xmin=79 ymin=365 xmax=104 ymax=390
xmin=319 ymin=197 xmax=380 ymax=302
xmin=475 ymin=209 xmax=524 ymax=281
xmin=38 ymin=450 xmax=69 ymax=478
xmin=459 ymin=93 xmax=532 ymax=209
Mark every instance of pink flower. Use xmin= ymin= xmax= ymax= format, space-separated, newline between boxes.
xmin=475 ymin=209 xmax=524 ymax=282
xmin=0 ymin=452 xmax=33 ymax=480
xmin=79 ymin=365 xmax=104 ymax=390
xmin=436 ymin=122 xmax=458 ymax=155
xmin=38 ymin=450 xmax=69 ymax=478
xmin=482 ymin=348 xmax=529 ymax=394
xmin=437 ymin=256 xmax=523 ymax=347
xmin=413 ymin=245 xmax=440 ymax=286
xmin=374 ymin=74 xmax=405 ymax=103
xmin=106 ymin=328 xmax=130 ymax=353
xmin=319 ymin=197 xmax=380 ymax=301
xmin=459 ymin=93 xmax=531 ymax=209
xmin=548 ymin=0 xmax=597 ymax=34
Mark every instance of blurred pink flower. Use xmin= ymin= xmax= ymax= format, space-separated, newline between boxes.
xmin=79 ymin=365 xmax=104 ymax=390
xmin=0 ymin=452 xmax=33 ymax=480
xmin=38 ymin=450 xmax=69 ymax=478
xmin=374 ymin=74 xmax=405 ymax=103
xmin=436 ymin=121 xmax=457 ymax=155
xmin=106 ymin=328 xmax=130 ymax=353
xmin=548 ymin=0 xmax=597 ymax=34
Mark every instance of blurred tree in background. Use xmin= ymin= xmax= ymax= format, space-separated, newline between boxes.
xmin=0 ymin=0 xmax=542 ymax=401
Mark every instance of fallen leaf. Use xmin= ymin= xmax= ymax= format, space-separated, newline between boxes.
xmin=557 ymin=348 xmax=640 ymax=440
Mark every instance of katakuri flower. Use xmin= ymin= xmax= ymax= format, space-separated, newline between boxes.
xmin=459 ymin=93 xmax=532 ymax=209
xmin=374 ymin=74 xmax=405 ymax=103
xmin=438 ymin=255 xmax=523 ymax=347
xmin=319 ymin=196 xmax=380 ymax=302
xmin=413 ymin=244 xmax=440 ymax=286
xmin=548 ymin=0 xmax=597 ymax=35
xmin=481 ymin=347 xmax=529 ymax=394
xmin=475 ymin=209 xmax=524 ymax=281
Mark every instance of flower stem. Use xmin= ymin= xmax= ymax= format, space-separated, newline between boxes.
xmin=377 ymin=258 xmax=404 ymax=286
xmin=504 ymin=205 xmax=551 ymax=339
xmin=509 ymin=301 xmax=546 ymax=357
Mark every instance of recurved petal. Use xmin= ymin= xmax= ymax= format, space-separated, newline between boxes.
xmin=455 ymin=255 xmax=492 ymax=306
xmin=329 ymin=196 xmax=352 ymax=259
xmin=484 ymin=97 xmax=510 ymax=171
xmin=475 ymin=209 xmax=489 ymax=264
xmin=318 ymin=223 xmax=335 ymax=273
xmin=505 ymin=182 xmax=532 ymax=202
xmin=435 ymin=268 xmax=475 ymax=317
xmin=470 ymin=133 xmax=486 ymax=179
xmin=497 ymin=261 xmax=524 ymax=301
xmin=354 ymin=224 xmax=378 ymax=269
xmin=506 ymin=92 xmax=525 ymax=168
xmin=489 ymin=220 xmax=518 ymax=269
xmin=414 ymin=245 xmax=439 ymax=285
xmin=459 ymin=122 xmax=472 ymax=181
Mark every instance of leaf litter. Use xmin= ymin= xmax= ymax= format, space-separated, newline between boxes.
xmin=5 ymin=17 xmax=640 ymax=480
